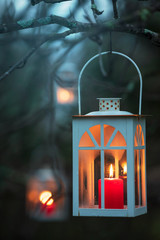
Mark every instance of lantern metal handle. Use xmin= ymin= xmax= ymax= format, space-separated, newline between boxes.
xmin=78 ymin=51 xmax=143 ymax=115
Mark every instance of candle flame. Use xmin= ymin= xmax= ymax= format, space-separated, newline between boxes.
xmin=39 ymin=191 xmax=54 ymax=206
xmin=109 ymin=164 xmax=113 ymax=178
xmin=123 ymin=164 xmax=127 ymax=175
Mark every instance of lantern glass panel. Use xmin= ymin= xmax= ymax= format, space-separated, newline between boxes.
xmin=140 ymin=149 xmax=146 ymax=206
xmin=79 ymin=150 xmax=100 ymax=208
xmin=110 ymin=131 xmax=127 ymax=147
xmin=104 ymin=125 xmax=115 ymax=146
xmin=134 ymin=124 xmax=144 ymax=146
xmin=135 ymin=149 xmax=140 ymax=206
xmin=134 ymin=149 xmax=146 ymax=207
xmin=79 ymin=131 xmax=95 ymax=147
xmin=102 ymin=150 xmax=127 ymax=209
xmin=89 ymin=125 xmax=101 ymax=146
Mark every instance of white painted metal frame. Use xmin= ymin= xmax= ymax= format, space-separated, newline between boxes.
xmin=73 ymin=117 xmax=147 ymax=217
xmin=73 ymin=51 xmax=147 ymax=217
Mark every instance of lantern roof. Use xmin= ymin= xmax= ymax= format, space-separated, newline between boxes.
xmin=73 ymin=98 xmax=149 ymax=118
xmin=86 ymin=110 xmax=133 ymax=116
xmin=87 ymin=98 xmax=133 ymax=116
xmin=72 ymin=114 xmax=147 ymax=118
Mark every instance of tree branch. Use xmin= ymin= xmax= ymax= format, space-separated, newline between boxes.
xmin=0 ymin=13 xmax=160 ymax=82
xmin=116 ymin=24 xmax=160 ymax=46
xmin=0 ymin=29 xmax=75 ymax=81
xmin=0 ymin=14 xmax=159 ymax=46
xmin=0 ymin=15 xmax=89 ymax=34
xmin=31 ymin=0 xmax=71 ymax=5
xmin=91 ymin=0 xmax=104 ymax=21
xmin=0 ymin=20 xmax=160 ymax=82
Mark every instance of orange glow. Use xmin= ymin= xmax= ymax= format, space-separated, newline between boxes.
xmin=109 ymin=164 xmax=113 ymax=178
xmin=39 ymin=191 xmax=54 ymax=206
xmin=123 ymin=164 xmax=127 ymax=174
xmin=57 ymin=87 xmax=74 ymax=104
xmin=27 ymin=190 xmax=39 ymax=203
xmin=110 ymin=131 xmax=127 ymax=147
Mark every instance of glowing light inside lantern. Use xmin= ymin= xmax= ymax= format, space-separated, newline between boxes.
xmin=57 ymin=87 xmax=74 ymax=104
xmin=39 ymin=191 xmax=54 ymax=206
xmin=123 ymin=164 xmax=127 ymax=175
xmin=109 ymin=164 xmax=113 ymax=178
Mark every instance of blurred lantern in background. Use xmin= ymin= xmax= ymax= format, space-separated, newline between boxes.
xmin=26 ymin=166 xmax=68 ymax=221
xmin=55 ymin=62 xmax=78 ymax=105
xmin=26 ymin=59 xmax=72 ymax=221
xmin=72 ymin=52 xmax=148 ymax=217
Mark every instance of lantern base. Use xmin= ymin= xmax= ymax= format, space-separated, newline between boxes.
xmin=74 ymin=206 xmax=147 ymax=217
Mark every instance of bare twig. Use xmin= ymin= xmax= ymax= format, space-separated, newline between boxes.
xmin=91 ymin=0 xmax=104 ymax=22
xmin=112 ymin=0 xmax=118 ymax=19
xmin=0 ymin=29 xmax=75 ymax=81
xmin=0 ymin=48 xmax=36 ymax=81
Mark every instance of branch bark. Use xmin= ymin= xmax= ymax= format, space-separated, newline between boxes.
xmin=0 ymin=14 xmax=160 ymax=46
xmin=0 ymin=15 xmax=88 ymax=34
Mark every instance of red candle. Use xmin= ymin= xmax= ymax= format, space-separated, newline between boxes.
xmin=98 ymin=164 xmax=124 ymax=209
xmin=98 ymin=178 xmax=124 ymax=209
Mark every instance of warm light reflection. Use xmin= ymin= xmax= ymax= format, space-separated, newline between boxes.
xmin=39 ymin=191 xmax=54 ymax=206
xmin=57 ymin=87 xmax=74 ymax=104
xmin=109 ymin=164 xmax=113 ymax=178
xmin=27 ymin=190 xmax=39 ymax=203
xmin=123 ymin=164 xmax=127 ymax=175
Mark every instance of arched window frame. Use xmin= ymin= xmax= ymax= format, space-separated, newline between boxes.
xmin=78 ymin=123 xmax=127 ymax=210
xmin=79 ymin=124 xmax=127 ymax=150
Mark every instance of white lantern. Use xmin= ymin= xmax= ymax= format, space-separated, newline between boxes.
xmin=72 ymin=52 xmax=147 ymax=217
